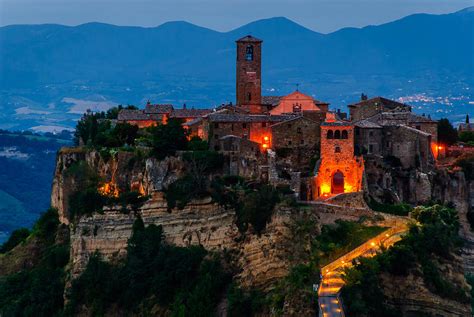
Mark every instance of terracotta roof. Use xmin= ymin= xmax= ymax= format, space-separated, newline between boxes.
xmin=262 ymin=96 xmax=282 ymax=106
xmin=208 ymin=113 xmax=294 ymax=123
xmin=170 ymin=108 xmax=213 ymax=118
xmin=145 ymin=104 xmax=174 ymax=114
xmin=118 ymin=109 xmax=163 ymax=121
xmin=236 ymin=35 xmax=262 ymax=43
xmin=348 ymin=97 xmax=411 ymax=111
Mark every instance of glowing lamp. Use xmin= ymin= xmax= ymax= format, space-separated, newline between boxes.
xmin=263 ymin=136 xmax=269 ymax=141
xmin=262 ymin=143 xmax=268 ymax=149
xmin=438 ymin=146 xmax=443 ymax=150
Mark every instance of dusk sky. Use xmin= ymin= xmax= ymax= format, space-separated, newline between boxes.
xmin=0 ymin=0 xmax=472 ymax=33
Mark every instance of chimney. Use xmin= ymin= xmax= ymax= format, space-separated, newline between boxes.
xmin=183 ymin=103 xmax=187 ymax=109
xmin=467 ymin=114 xmax=470 ymax=124
xmin=361 ymin=93 xmax=368 ymax=101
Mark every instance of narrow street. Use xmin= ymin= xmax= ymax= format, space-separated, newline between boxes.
xmin=317 ymin=225 xmax=408 ymax=317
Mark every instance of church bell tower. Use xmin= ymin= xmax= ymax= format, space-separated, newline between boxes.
xmin=236 ymin=35 xmax=262 ymax=113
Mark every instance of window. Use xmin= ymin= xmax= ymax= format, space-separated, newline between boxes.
xmin=334 ymin=130 xmax=341 ymax=139
xmin=369 ymin=131 xmax=373 ymax=137
xmin=300 ymin=139 xmax=304 ymax=145
xmin=297 ymin=127 xmax=302 ymax=134
xmin=262 ymin=122 xmax=267 ymax=127
xmin=342 ymin=130 xmax=348 ymax=139
xmin=214 ymin=134 xmax=219 ymax=139
xmin=335 ymin=146 xmax=341 ymax=153
xmin=293 ymin=103 xmax=301 ymax=112
xmin=416 ymin=125 xmax=421 ymax=130
xmin=327 ymin=130 xmax=334 ymax=139
xmin=386 ymin=141 xmax=391 ymax=148
xmin=242 ymin=123 xmax=247 ymax=128
xmin=368 ymin=144 xmax=374 ymax=154
xmin=214 ymin=123 xmax=219 ymax=129
xmin=287 ymin=124 xmax=292 ymax=129
xmin=245 ymin=45 xmax=254 ymax=61
xmin=247 ymin=92 xmax=252 ymax=102
xmin=288 ymin=140 xmax=292 ymax=146
xmin=355 ymin=129 xmax=360 ymax=136
xmin=231 ymin=124 xmax=234 ymax=131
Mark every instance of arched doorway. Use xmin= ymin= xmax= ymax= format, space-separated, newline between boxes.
xmin=332 ymin=170 xmax=344 ymax=194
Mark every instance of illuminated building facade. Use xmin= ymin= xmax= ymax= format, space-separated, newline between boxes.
xmin=313 ymin=114 xmax=364 ymax=198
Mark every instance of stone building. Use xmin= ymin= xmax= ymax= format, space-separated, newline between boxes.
xmin=118 ymin=102 xmax=212 ymax=127
xmin=354 ymin=111 xmax=437 ymax=169
xmin=348 ymin=95 xmax=411 ymax=122
xmin=236 ymin=35 xmax=263 ymax=114
xmin=268 ymin=91 xmax=329 ymax=115
xmin=313 ymin=114 xmax=364 ymax=199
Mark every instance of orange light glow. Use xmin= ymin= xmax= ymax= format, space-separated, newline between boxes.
xmin=438 ymin=146 xmax=443 ymax=150
xmin=263 ymin=136 xmax=269 ymax=141
xmin=98 ymin=182 xmax=119 ymax=198
xmin=262 ymin=143 xmax=268 ymax=149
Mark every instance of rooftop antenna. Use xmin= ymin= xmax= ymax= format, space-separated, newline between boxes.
xmin=296 ymin=83 xmax=300 ymax=92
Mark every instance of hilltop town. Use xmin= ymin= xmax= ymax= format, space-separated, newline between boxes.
xmin=1 ymin=36 xmax=473 ymax=317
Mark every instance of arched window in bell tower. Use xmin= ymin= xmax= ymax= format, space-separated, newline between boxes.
xmin=246 ymin=45 xmax=254 ymax=61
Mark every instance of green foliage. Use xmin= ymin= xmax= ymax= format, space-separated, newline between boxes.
xmin=455 ymin=156 xmax=474 ymax=181
xmin=74 ymin=111 xmax=139 ymax=147
xmin=105 ymin=105 xmax=138 ymax=119
xmin=0 ymin=209 xmax=68 ymax=317
xmin=69 ymin=187 xmax=106 ymax=218
xmin=166 ymin=174 xmax=208 ymax=210
xmin=149 ymin=118 xmax=189 ymax=159
xmin=227 ymin=284 xmax=265 ymax=317
xmin=466 ymin=274 xmax=474 ymax=312
xmin=367 ymin=198 xmax=412 ymax=216
xmin=315 ymin=220 xmax=386 ymax=265
xmin=67 ymin=218 xmax=230 ymax=315
xmin=0 ymin=227 xmax=30 ymax=253
xmin=187 ymin=136 xmax=209 ymax=151
xmin=236 ymin=185 xmax=280 ymax=234
xmin=437 ymin=118 xmax=458 ymax=146
xmin=459 ymin=131 xmax=474 ymax=143
xmin=341 ymin=204 xmax=469 ymax=316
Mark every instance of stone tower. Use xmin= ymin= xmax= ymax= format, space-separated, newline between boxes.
xmin=236 ymin=35 xmax=262 ymax=114
xmin=313 ymin=113 xmax=364 ymax=198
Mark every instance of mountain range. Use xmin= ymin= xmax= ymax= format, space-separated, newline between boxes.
xmin=0 ymin=7 xmax=472 ymax=131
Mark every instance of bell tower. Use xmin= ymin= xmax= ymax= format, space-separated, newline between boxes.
xmin=236 ymin=35 xmax=262 ymax=113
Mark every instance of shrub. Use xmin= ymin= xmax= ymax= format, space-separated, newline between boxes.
xmin=67 ymin=218 xmax=230 ymax=315
xmin=0 ymin=228 xmax=30 ymax=253
xmin=227 ymin=284 xmax=265 ymax=317
xmin=149 ymin=118 xmax=188 ymax=159
xmin=236 ymin=185 xmax=280 ymax=234
xmin=367 ymin=198 xmax=412 ymax=216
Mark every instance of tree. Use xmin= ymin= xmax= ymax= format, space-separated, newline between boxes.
xmin=149 ymin=118 xmax=188 ymax=159
xmin=437 ymin=118 xmax=458 ymax=146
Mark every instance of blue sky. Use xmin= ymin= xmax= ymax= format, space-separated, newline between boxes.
xmin=0 ymin=0 xmax=472 ymax=33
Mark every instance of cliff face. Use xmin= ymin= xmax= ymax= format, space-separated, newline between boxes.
xmin=50 ymin=148 xmax=473 ymax=316
xmin=381 ymin=255 xmax=471 ymax=316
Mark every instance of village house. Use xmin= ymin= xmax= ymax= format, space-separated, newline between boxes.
xmin=116 ymin=35 xmax=440 ymax=201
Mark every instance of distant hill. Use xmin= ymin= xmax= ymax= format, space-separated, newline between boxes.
xmin=0 ymin=8 xmax=473 ymax=130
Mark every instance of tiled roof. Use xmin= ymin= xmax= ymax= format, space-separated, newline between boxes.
xmin=118 ymin=109 xmax=163 ymax=121
xmin=348 ymin=97 xmax=411 ymax=111
xmin=269 ymin=115 xmax=316 ymax=128
xmin=354 ymin=119 xmax=382 ymax=128
xmin=170 ymin=108 xmax=213 ymax=118
xmin=236 ymin=35 xmax=262 ymax=43
xmin=145 ymin=104 xmax=174 ymax=114
xmin=208 ymin=113 xmax=294 ymax=123
xmin=262 ymin=96 xmax=281 ymax=106
xmin=321 ymin=121 xmax=352 ymax=127
xmin=368 ymin=112 xmax=436 ymax=125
